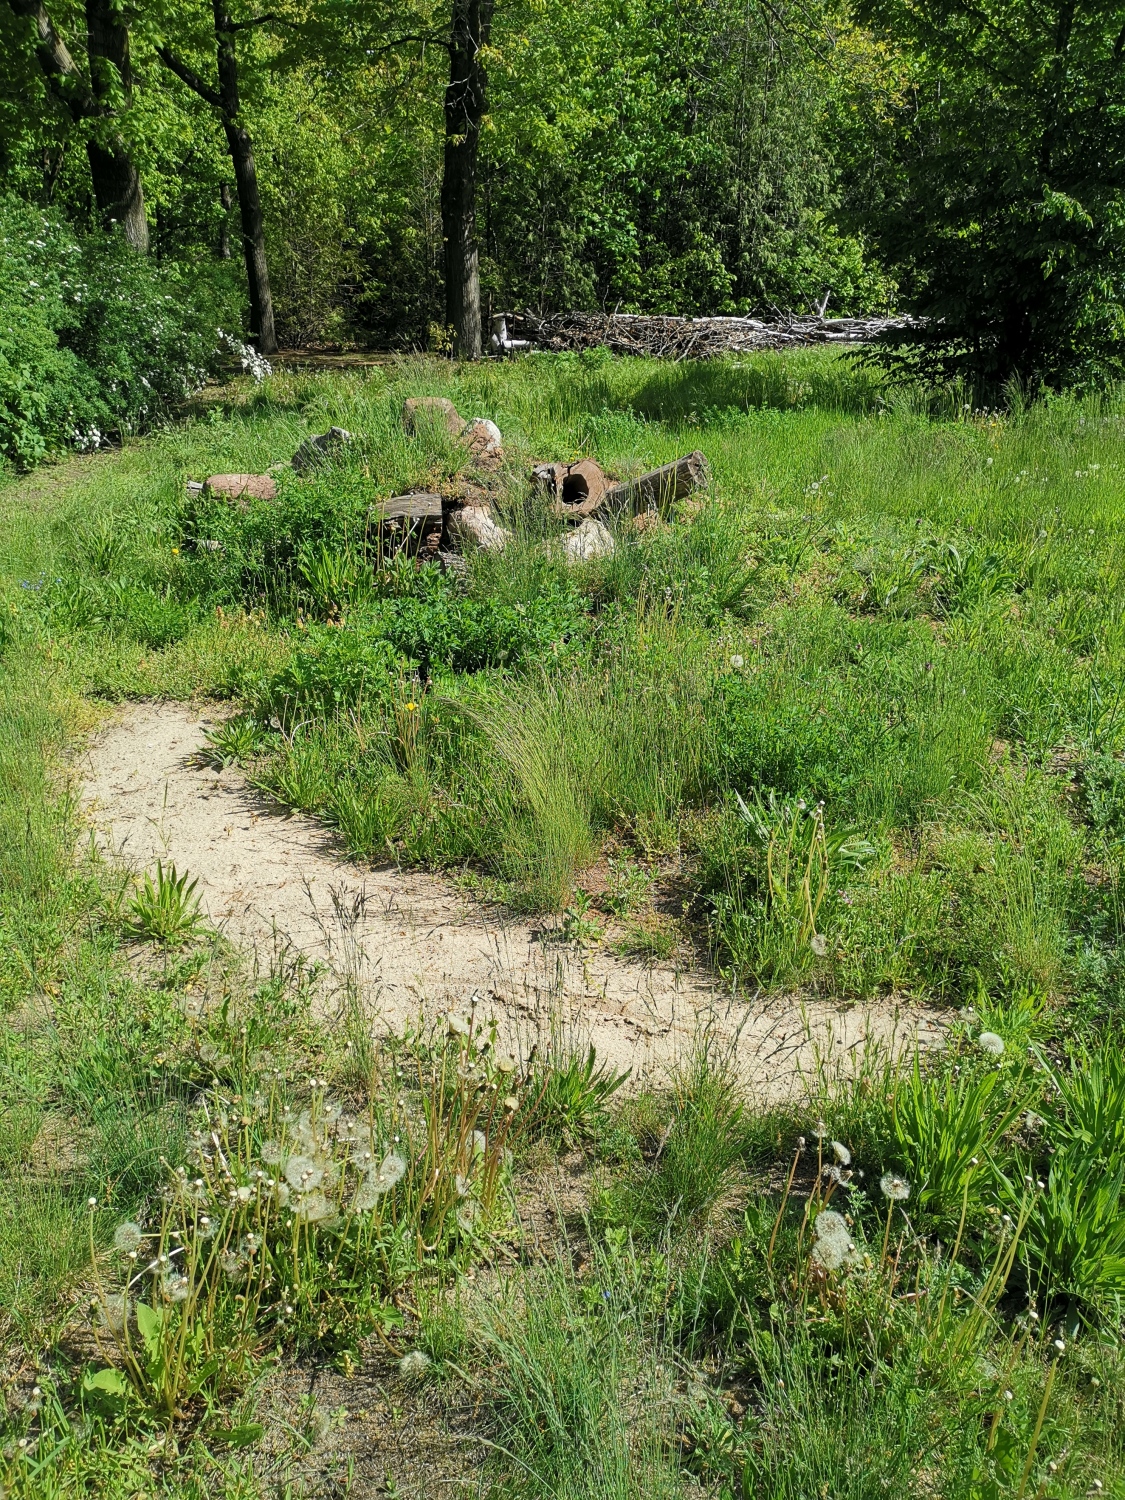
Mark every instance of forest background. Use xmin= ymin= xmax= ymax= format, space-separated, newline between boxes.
xmin=4 ymin=0 xmax=1125 ymax=464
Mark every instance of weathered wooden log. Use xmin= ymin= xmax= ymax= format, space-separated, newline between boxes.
xmin=374 ymin=493 xmax=445 ymax=526
xmin=370 ymin=493 xmax=444 ymax=556
xmin=598 ymin=451 xmax=709 ymax=517
xmin=531 ymin=458 xmax=609 ymax=519
xmin=504 ymin=310 xmax=918 ymax=359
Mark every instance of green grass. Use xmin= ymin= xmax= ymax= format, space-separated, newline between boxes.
xmin=3 ymin=350 xmax=1125 ymax=1496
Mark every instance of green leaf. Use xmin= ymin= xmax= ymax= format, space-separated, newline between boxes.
xmin=83 ymin=1366 xmax=128 ymax=1396
xmin=135 ymin=1301 xmax=163 ymax=1359
xmin=210 ymin=1423 xmax=263 ymax=1449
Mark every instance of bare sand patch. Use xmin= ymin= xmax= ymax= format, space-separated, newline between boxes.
xmin=79 ymin=700 xmax=943 ymax=1096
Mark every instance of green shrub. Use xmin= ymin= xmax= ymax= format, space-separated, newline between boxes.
xmin=259 ymin=624 xmax=408 ymax=722
xmin=0 ymin=197 xmax=237 ymax=469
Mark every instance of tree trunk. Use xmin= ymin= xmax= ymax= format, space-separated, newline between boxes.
xmin=218 ymin=181 xmax=232 ymax=258
xmin=156 ymin=19 xmax=277 ymax=351
xmin=84 ymin=0 xmax=147 ymax=250
xmin=84 ymin=138 xmax=147 ymax=249
xmin=222 ymin=118 xmax=276 ymax=351
xmin=7 ymin=0 xmax=148 ymax=249
xmin=213 ymin=0 xmax=276 ymax=352
xmin=441 ymin=0 xmax=494 ymax=360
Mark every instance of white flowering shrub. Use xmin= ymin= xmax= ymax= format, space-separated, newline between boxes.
xmin=218 ymin=330 xmax=272 ymax=382
xmin=0 ymin=196 xmax=241 ymax=470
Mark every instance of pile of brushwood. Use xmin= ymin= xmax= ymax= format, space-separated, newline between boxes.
xmin=503 ymin=310 xmax=913 ymax=359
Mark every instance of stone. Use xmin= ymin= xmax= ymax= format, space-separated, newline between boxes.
xmin=462 ymin=418 xmax=503 ymax=463
xmin=202 ymin=473 xmax=278 ymax=504
xmin=563 ymin=517 xmax=615 ymax=562
xmin=291 ymin=426 xmax=353 ymax=474
xmin=446 ymin=505 xmax=511 ymax=553
xmin=402 ymin=397 xmax=465 ymax=436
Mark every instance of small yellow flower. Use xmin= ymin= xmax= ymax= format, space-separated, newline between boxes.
xmin=171 ymin=547 xmax=180 ymax=555
xmin=404 ymin=701 xmax=418 ymax=712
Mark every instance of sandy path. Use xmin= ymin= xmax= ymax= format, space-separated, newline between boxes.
xmin=79 ymin=702 xmax=943 ymax=1096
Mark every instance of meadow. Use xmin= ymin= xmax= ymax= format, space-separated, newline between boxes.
xmin=1 ymin=349 xmax=1124 ymax=1498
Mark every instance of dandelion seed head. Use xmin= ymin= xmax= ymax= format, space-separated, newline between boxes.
xmin=399 ymin=1349 xmax=431 ymax=1379
xmin=810 ymin=933 xmax=828 ymax=957
xmin=113 ymin=1221 xmax=143 ymax=1254
xmin=260 ymin=1140 xmax=284 ymax=1165
xmin=162 ymin=1273 xmax=190 ymax=1304
xmin=96 ymin=1292 xmax=130 ymax=1333
xmin=978 ymin=1031 xmax=1005 ymax=1057
xmin=446 ymin=1012 xmax=471 ymax=1038
xmin=880 ymin=1172 xmax=910 ymax=1202
xmin=832 ymin=1141 xmax=851 ymax=1166
xmin=294 ymin=1191 xmax=335 ymax=1224
xmin=284 ymin=1154 xmax=324 ymax=1190
xmin=729 ymin=654 xmax=744 ymax=669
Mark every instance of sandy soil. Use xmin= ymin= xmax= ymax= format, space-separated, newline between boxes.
xmin=78 ymin=701 xmax=943 ymax=1097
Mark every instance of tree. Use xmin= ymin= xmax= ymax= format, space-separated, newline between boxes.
xmin=158 ymin=0 xmax=277 ymax=352
xmin=441 ymin=0 xmax=494 ymax=357
xmin=6 ymin=0 xmax=149 ymax=249
xmin=852 ymin=0 xmax=1125 ymax=390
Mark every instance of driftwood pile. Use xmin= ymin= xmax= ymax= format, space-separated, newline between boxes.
xmin=503 ymin=310 xmax=909 ymax=360
xmin=185 ymin=400 xmax=710 ymax=569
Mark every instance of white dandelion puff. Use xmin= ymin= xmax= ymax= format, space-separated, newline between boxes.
xmin=978 ymin=1031 xmax=1005 ymax=1057
xmin=372 ymin=1153 xmax=407 ymax=1192
xmin=832 ymin=1141 xmax=851 ymax=1166
xmin=880 ymin=1173 xmax=911 ymax=1202
xmin=96 ymin=1292 xmax=131 ymax=1333
xmin=113 ymin=1221 xmax=143 ymax=1254
xmin=294 ymin=1191 xmax=335 ymax=1224
xmin=221 ymin=1251 xmax=247 ymax=1281
xmin=284 ymin=1155 xmax=324 ymax=1190
xmin=399 ymin=1349 xmax=431 ymax=1379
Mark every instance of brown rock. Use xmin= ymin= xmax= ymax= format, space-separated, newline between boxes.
xmin=462 ymin=418 xmax=503 ymax=464
xmin=203 ymin=473 xmax=278 ymax=505
xmin=403 ymin=397 xmax=465 ymax=437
